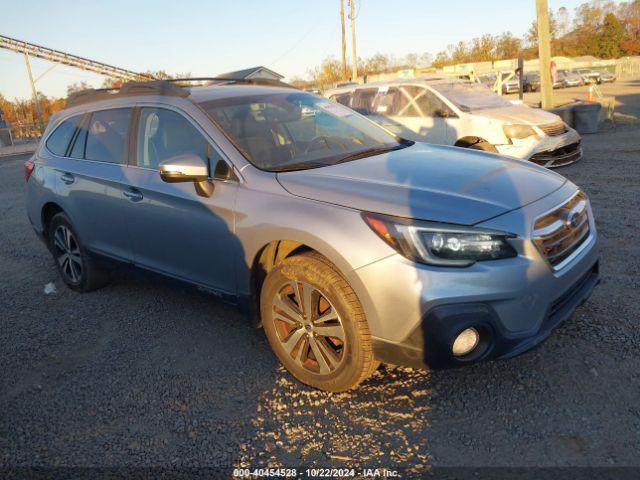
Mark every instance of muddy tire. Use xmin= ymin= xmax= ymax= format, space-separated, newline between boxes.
xmin=260 ymin=252 xmax=378 ymax=392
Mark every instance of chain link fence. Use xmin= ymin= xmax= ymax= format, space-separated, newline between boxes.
xmin=616 ymin=56 xmax=640 ymax=79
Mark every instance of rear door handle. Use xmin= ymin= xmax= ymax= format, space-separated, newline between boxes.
xmin=123 ymin=188 xmax=143 ymax=202
xmin=60 ymin=172 xmax=75 ymax=185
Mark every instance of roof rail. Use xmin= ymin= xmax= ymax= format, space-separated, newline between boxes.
xmin=65 ymin=77 xmax=295 ymax=108
xmin=66 ymin=80 xmax=190 ymax=107
xmin=166 ymin=77 xmax=294 ymax=88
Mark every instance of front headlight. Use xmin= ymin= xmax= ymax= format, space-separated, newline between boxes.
xmin=363 ymin=213 xmax=517 ymax=267
xmin=503 ymin=124 xmax=537 ymax=140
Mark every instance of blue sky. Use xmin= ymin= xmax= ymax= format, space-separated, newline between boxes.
xmin=0 ymin=0 xmax=616 ymax=100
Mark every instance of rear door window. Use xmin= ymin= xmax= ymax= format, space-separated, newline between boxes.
xmin=351 ymin=88 xmax=377 ymax=115
xmin=372 ymin=87 xmax=400 ymax=115
xmin=45 ymin=115 xmax=83 ymax=156
xmin=396 ymin=86 xmax=452 ymax=118
xmin=85 ymin=108 xmax=132 ymax=164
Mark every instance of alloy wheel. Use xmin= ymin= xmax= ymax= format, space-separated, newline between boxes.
xmin=52 ymin=225 xmax=83 ymax=283
xmin=271 ymin=280 xmax=346 ymax=375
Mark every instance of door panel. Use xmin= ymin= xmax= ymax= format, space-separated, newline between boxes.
xmin=55 ymin=160 xmax=134 ymax=260
xmin=389 ymin=115 xmax=440 ymax=143
xmin=371 ymin=85 xmax=451 ymax=144
xmin=122 ymin=106 xmax=240 ymax=294
xmin=53 ymin=108 xmax=134 ymax=261
xmin=121 ymin=168 xmax=238 ymax=293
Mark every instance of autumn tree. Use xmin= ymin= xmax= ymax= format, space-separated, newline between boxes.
xmin=432 ymin=51 xmax=451 ymax=68
xmin=308 ymin=57 xmax=343 ymax=90
xmin=600 ymin=12 xmax=625 ymax=57
xmin=469 ymin=34 xmax=496 ymax=62
xmin=66 ymin=81 xmax=92 ymax=95
xmin=495 ymin=32 xmax=522 ymax=59
xmin=525 ymin=12 xmax=559 ymax=49
xmin=102 ymin=77 xmax=123 ymax=89
xmin=618 ymin=0 xmax=640 ymax=54
xmin=363 ymin=53 xmax=392 ymax=75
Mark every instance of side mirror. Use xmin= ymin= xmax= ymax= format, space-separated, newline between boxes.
xmin=159 ymin=154 xmax=213 ymax=197
xmin=435 ymin=108 xmax=453 ymax=118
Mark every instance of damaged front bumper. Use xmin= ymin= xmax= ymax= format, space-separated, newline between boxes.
xmin=496 ymin=128 xmax=583 ymax=168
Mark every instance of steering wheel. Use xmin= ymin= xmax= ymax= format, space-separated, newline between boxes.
xmin=303 ymin=136 xmax=347 ymax=155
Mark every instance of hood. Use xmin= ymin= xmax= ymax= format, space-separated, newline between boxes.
xmin=473 ymin=104 xmax=560 ymax=126
xmin=276 ymin=143 xmax=567 ymax=225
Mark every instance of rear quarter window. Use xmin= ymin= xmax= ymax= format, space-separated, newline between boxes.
xmin=330 ymin=93 xmax=352 ymax=107
xmin=45 ymin=115 xmax=82 ymax=156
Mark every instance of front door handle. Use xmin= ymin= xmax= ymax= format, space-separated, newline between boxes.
xmin=60 ymin=172 xmax=75 ymax=185
xmin=123 ymin=189 xmax=143 ymax=202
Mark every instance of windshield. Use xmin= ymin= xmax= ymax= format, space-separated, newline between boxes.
xmin=199 ymin=92 xmax=405 ymax=171
xmin=431 ymin=82 xmax=512 ymax=112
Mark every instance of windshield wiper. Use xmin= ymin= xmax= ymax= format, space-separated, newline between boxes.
xmin=272 ymin=161 xmax=332 ymax=172
xmin=333 ymin=141 xmax=413 ymax=165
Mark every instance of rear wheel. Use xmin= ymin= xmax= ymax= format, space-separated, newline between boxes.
xmin=260 ymin=253 xmax=378 ymax=391
xmin=48 ymin=213 xmax=109 ymax=292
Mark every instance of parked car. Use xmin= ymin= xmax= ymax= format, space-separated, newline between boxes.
xmin=326 ymin=77 xmax=583 ymax=167
xmin=502 ymin=76 xmax=520 ymax=94
xmin=558 ymin=70 xmax=584 ymax=88
xmin=523 ymin=72 xmax=541 ymax=92
xmin=553 ymin=71 xmax=566 ymax=89
xmin=478 ymin=71 xmax=519 ymax=94
xmin=574 ymin=68 xmax=602 ymax=84
xmin=599 ymin=70 xmax=616 ymax=83
xmin=25 ymin=79 xmax=599 ymax=391
xmin=478 ymin=72 xmax=497 ymax=89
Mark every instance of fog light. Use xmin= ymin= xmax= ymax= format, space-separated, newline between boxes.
xmin=452 ymin=327 xmax=480 ymax=357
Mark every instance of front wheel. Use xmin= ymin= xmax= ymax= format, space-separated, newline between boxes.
xmin=260 ymin=253 xmax=378 ymax=391
xmin=469 ymin=141 xmax=498 ymax=153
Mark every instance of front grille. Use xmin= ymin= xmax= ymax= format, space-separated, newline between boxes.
xmin=539 ymin=121 xmax=568 ymax=136
xmin=530 ymin=141 xmax=582 ymax=168
xmin=533 ymin=191 xmax=591 ymax=269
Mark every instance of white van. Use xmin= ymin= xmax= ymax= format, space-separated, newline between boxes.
xmin=326 ymin=77 xmax=583 ymax=168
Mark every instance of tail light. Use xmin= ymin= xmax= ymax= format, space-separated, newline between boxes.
xmin=24 ymin=160 xmax=35 ymax=182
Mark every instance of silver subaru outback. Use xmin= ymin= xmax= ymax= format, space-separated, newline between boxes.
xmin=25 ymin=79 xmax=600 ymax=391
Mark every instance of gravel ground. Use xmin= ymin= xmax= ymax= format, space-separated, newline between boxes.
xmin=507 ymin=78 xmax=640 ymax=120
xmin=1 ymin=120 xmax=639 ymax=473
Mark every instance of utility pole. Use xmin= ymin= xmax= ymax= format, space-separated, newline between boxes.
xmin=536 ymin=0 xmax=554 ymax=109
xmin=349 ymin=0 xmax=358 ymax=81
xmin=340 ymin=0 xmax=348 ymax=79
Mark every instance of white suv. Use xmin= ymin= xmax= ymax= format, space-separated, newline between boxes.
xmin=326 ymin=77 xmax=583 ymax=168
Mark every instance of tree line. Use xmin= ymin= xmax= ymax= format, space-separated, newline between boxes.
xmin=301 ymin=0 xmax=639 ymax=89
xmin=0 ymin=71 xmax=186 ymax=137
xmin=432 ymin=0 xmax=639 ymax=67
xmin=1 ymin=0 xmax=638 ymax=135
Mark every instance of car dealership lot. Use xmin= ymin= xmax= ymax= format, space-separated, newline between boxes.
xmin=1 ymin=121 xmax=639 ymax=470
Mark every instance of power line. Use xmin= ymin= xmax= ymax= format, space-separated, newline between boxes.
xmin=269 ymin=21 xmax=322 ymax=67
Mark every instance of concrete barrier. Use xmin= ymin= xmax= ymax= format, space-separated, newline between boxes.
xmin=0 ymin=142 xmax=38 ymax=157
